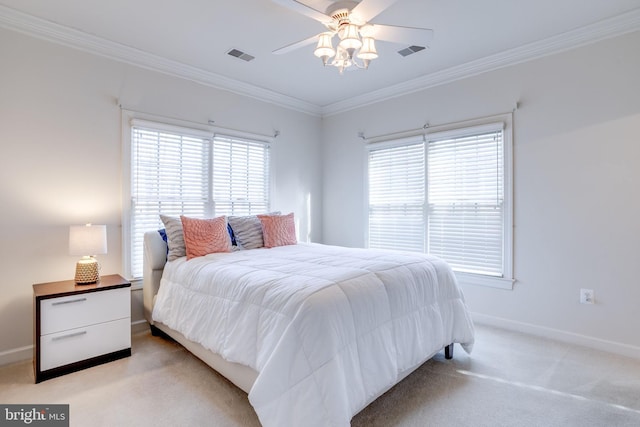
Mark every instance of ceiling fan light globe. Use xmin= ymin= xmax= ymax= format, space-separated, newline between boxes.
xmin=357 ymin=51 xmax=378 ymax=60
xmin=314 ymin=32 xmax=336 ymax=59
xmin=339 ymin=38 xmax=362 ymax=50
xmin=338 ymin=23 xmax=362 ymax=50
xmin=314 ymin=47 xmax=336 ymax=58
xmin=357 ymin=37 xmax=378 ymax=60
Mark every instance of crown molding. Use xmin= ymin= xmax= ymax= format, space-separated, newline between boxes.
xmin=0 ymin=5 xmax=322 ymax=117
xmin=321 ymin=7 xmax=640 ymax=116
xmin=1 ymin=5 xmax=639 ymax=118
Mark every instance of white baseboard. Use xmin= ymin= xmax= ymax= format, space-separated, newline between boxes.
xmin=131 ymin=319 xmax=149 ymax=334
xmin=0 ymin=345 xmax=33 ymax=367
xmin=472 ymin=312 xmax=640 ymax=360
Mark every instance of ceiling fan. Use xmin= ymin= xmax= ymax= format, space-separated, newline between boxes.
xmin=272 ymin=0 xmax=434 ymax=73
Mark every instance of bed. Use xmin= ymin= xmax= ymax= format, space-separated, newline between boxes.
xmin=143 ymin=228 xmax=474 ymax=427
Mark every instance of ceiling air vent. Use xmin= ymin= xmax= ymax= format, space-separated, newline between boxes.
xmin=227 ymin=48 xmax=255 ymax=62
xmin=398 ymin=45 xmax=426 ymax=57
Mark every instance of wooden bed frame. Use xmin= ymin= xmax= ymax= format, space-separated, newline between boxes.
xmin=142 ymin=230 xmax=453 ymax=405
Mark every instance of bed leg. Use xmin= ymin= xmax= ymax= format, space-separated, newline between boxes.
xmin=150 ymin=324 xmax=161 ymax=336
xmin=150 ymin=324 xmax=174 ymax=341
xmin=444 ymin=344 xmax=454 ymax=359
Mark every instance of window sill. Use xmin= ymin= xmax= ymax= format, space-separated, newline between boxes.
xmin=129 ymin=278 xmax=143 ymax=291
xmin=455 ymin=272 xmax=514 ymax=290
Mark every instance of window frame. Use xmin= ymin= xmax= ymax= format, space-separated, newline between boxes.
xmin=365 ymin=114 xmax=514 ymax=289
xmin=121 ymin=110 xmax=274 ymax=280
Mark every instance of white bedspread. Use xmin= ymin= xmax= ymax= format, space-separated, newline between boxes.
xmin=152 ymin=243 xmax=474 ymax=426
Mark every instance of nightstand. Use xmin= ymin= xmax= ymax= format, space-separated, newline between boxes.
xmin=33 ymin=274 xmax=131 ymax=383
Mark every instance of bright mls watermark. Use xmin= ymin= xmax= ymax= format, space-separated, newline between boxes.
xmin=0 ymin=405 xmax=68 ymax=426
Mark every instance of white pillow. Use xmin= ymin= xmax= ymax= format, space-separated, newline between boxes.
xmin=160 ymin=215 xmax=186 ymax=261
xmin=228 ymin=212 xmax=280 ymax=249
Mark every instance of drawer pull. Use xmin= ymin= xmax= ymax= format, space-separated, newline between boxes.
xmin=52 ymin=297 xmax=87 ymax=306
xmin=52 ymin=331 xmax=87 ymax=341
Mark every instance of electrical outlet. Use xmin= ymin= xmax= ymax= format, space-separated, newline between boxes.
xmin=580 ymin=288 xmax=594 ymax=304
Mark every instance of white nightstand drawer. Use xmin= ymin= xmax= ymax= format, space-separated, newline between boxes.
xmin=41 ymin=287 xmax=130 ymax=335
xmin=40 ymin=317 xmax=131 ymax=371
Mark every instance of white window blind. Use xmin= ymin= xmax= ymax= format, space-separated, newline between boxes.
xmin=129 ymin=123 xmax=270 ymax=278
xmin=212 ymin=136 xmax=270 ymax=216
xmin=427 ymin=129 xmax=504 ymax=276
xmin=366 ymin=118 xmax=512 ymax=286
xmin=130 ymin=126 xmax=211 ymax=278
xmin=368 ymin=141 xmax=426 ymax=252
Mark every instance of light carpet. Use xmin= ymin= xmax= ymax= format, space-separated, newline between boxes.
xmin=1 ymin=324 xmax=640 ymax=426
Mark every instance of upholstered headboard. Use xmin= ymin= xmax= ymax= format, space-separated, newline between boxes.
xmin=143 ymin=230 xmax=168 ymax=324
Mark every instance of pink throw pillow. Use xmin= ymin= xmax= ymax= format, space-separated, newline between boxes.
xmin=258 ymin=213 xmax=297 ymax=248
xmin=180 ymin=215 xmax=230 ymax=259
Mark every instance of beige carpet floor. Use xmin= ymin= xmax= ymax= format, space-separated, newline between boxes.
xmin=1 ymin=324 xmax=640 ymax=426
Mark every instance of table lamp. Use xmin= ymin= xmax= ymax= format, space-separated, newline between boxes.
xmin=69 ymin=224 xmax=107 ymax=284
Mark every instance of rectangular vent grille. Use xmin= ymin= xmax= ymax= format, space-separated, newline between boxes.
xmin=398 ymin=45 xmax=426 ymax=57
xmin=227 ymin=48 xmax=255 ymax=62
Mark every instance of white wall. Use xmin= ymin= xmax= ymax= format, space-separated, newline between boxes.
xmin=322 ymin=31 xmax=640 ymax=355
xmin=2 ymin=24 xmax=639 ymax=364
xmin=0 ymin=28 xmax=322 ymax=362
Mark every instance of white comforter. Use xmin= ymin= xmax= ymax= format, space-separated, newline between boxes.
xmin=152 ymin=243 xmax=474 ymax=426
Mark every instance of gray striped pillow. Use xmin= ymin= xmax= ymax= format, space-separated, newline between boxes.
xmin=160 ymin=214 xmax=186 ymax=261
xmin=228 ymin=212 xmax=280 ymax=249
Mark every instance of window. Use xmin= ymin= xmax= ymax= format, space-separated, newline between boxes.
xmin=368 ymin=138 xmax=425 ymax=252
xmin=126 ymin=118 xmax=270 ymax=279
xmin=366 ymin=116 xmax=513 ymax=289
xmin=427 ymin=125 xmax=504 ymax=276
xmin=212 ymin=136 xmax=270 ymax=216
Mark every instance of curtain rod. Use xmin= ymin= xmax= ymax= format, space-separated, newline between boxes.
xmin=118 ymin=103 xmax=280 ymax=139
xmin=359 ymin=103 xmax=519 ymax=143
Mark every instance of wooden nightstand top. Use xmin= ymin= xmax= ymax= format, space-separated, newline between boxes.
xmin=33 ymin=274 xmax=131 ymax=299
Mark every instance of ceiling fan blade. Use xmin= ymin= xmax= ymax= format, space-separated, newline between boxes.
xmin=271 ymin=0 xmax=332 ymax=24
xmin=369 ymin=24 xmax=434 ymax=46
xmin=350 ymin=0 xmax=400 ymax=23
xmin=273 ymin=34 xmax=319 ymax=55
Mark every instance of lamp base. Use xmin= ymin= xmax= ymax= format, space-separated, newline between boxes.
xmin=75 ymin=257 xmax=100 ymax=284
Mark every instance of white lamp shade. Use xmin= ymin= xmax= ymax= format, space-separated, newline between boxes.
xmin=338 ymin=24 xmax=362 ymax=50
xmin=314 ymin=32 xmax=336 ymax=58
xmin=358 ymin=37 xmax=378 ymax=60
xmin=69 ymin=224 xmax=107 ymax=256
